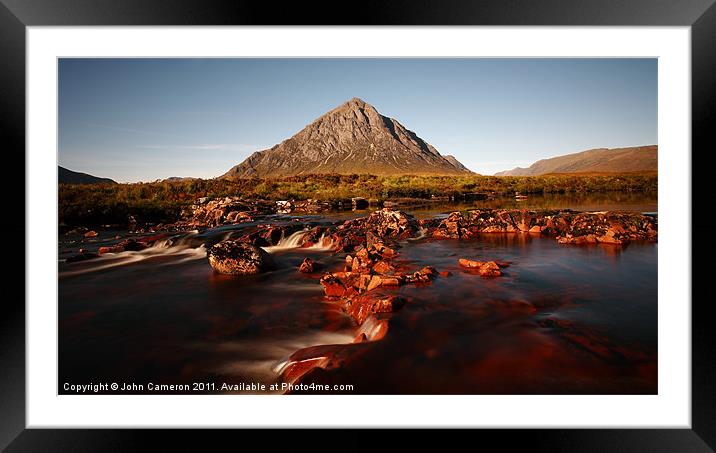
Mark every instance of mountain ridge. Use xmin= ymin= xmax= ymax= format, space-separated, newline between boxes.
xmin=59 ymin=166 xmax=117 ymax=185
xmin=221 ymin=98 xmax=473 ymax=178
xmin=494 ymin=145 xmax=657 ymax=176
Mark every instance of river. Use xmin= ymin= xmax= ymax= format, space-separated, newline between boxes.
xmin=58 ymin=192 xmax=657 ymax=394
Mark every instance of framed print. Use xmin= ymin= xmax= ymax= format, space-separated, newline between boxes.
xmin=2 ymin=0 xmax=712 ymax=450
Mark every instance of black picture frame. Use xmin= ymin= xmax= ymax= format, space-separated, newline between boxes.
xmin=2 ymin=0 xmax=711 ymax=450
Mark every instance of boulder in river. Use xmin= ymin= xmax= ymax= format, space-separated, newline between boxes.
xmin=208 ymin=240 xmax=275 ymax=275
xmin=458 ymin=259 xmax=503 ymax=277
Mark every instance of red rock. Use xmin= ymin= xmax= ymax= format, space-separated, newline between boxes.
xmin=372 ymin=260 xmax=394 ymax=275
xmin=371 ymin=295 xmax=405 ymax=314
xmin=343 ymin=286 xmax=359 ymax=299
xmin=319 ymin=274 xmax=347 ymax=298
xmin=458 ymin=259 xmax=503 ymax=277
xmin=432 ymin=229 xmax=453 ymax=239
xmin=355 ymin=248 xmax=369 ymax=260
xmin=367 ymin=275 xmax=383 ymax=292
xmin=84 ymin=230 xmax=98 ymax=238
xmin=98 ymin=245 xmax=124 ymax=255
xmin=478 ymin=262 xmax=502 ymax=277
xmin=529 ymin=225 xmax=542 ymax=233
xmin=458 ymin=258 xmax=481 ymax=268
xmin=418 ymin=266 xmax=439 ymax=279
xmin=575 ymin=235 xmax=597 ymax=244
xmin=365 ymin=231 xmax=379 ymax=248
xmin=356 ymin=273 xmax=380 ymax=292
xmin=208 ymin=240 xmax=275 ymax=275
xmin=345 ymin=293 xmax=406 ymax=324
xmin=596 ymin=235 xmax=622 ymax=245
xmin=439 ymin=271 xmax=452 ymax=277
xmin=352 ymin=256 xmax=372 ymax=274
xmin=299 ymin=258 xmax=315 ymax=273
xmin=380 ymin=276 xmax=402 ymax=286
xmin=607 ymin=223 xmax=626 ymax=234
xmin=376 ymin=245 xmax=396 ymax=257
xmin=344 ymin=255 xmax=353 ymax=271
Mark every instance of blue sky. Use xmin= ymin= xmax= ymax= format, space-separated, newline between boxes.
xmin=58 ymin=58 xmax=657 ymax=182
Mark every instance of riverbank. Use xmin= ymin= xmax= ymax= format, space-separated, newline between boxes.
xmin=58 ymin=173 xmax=658 ymax=229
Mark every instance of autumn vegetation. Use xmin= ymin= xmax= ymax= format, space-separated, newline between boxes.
xmin=59 ymin=173 xmax=657 ymax=227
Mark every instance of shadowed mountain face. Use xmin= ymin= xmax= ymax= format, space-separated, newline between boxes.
xmin=495 ymin=145 xmax=658 ymax=176
xmin=59 ymin=166 xmax=116 ymax=184
xmin=221 ymin=98 xmax=473 ymax=178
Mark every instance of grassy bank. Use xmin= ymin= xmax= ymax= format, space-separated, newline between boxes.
xmin=59 ymin=173 xmax=657 ymax=227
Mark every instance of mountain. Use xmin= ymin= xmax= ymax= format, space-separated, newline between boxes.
xmin=221 ymin=98 xmax=473 ymax=178
xmin=494 ymin=145 xmax=658 ymax=176
xmin=58 ymin=166 xmax=116 ymax=184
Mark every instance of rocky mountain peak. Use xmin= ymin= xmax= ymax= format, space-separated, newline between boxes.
xmin=221 ymin=98 xmax=473 ymax=178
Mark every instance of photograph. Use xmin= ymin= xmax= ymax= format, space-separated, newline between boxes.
xmin=57 ymin=57 xmax=658 ymax=395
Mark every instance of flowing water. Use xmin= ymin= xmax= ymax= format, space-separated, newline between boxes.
xmin=58 ymin=192 xmax=657 ymax=394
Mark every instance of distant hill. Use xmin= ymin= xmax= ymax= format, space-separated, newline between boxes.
xmin=221 ymin=97 xmax=473 ymax=178
xmin=162 ymin=177 xmax=199 ymax=182
xmin=58 ymin=166 xmax=116 ymax=184
xmin=494 ymin=145 xmax=658 ymax=176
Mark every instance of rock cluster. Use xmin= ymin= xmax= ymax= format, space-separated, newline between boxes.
xmin=275 ymin=208 xmax=658 ymax=391
xmin=177 ymin=197 xmax=269 ymax=228
xmin=318 ymin=242 xmax=440 ymax=324
xmin=326 ymin=209 xmax=421 ymax=252
xmin=344 ymin=208 xmax=420 ymax=239
xmin=426 ymin=209 xmax=656 ymax=245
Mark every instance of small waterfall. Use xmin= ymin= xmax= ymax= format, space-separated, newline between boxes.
xmin=307 ymin=233 xmax=336 ymax=251
xmin=149 ymin=231 xmax=203 ymax=249
xmin=262 ymin=230 xmax=309 ymax=253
